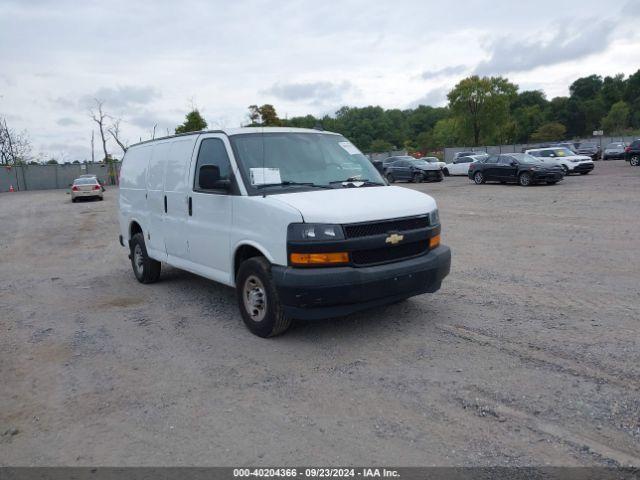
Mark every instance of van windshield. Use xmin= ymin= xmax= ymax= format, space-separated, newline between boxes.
xmin=229 ymin=132 xmax=385 ymax=193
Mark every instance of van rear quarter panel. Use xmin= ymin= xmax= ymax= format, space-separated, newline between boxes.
xmin=119 ymin=144 xmax=153 ymax=242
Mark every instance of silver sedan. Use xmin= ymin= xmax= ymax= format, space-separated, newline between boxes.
xmin=71 ymin=177 xmax=104 ymax=202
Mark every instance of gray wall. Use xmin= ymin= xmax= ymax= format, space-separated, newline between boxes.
xmin=0 ymin=163 xmax=121 ymax=193
xmin=367 ymin=150 xmax=408 ymax=162
xmin=442 ymin=136 xmax=638 ymax=163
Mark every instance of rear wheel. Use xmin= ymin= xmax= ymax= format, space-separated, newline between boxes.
xmin=443 ymin=168 xmax=450 ymax=177
xmin=473 ymin=171 xmax=485 ymax=184
xmin=518 ymin=172 xmax=532 ymax=186
xmin=130 ymin=233 xmax=161 ymax=284
xmin=630 ymin=155 xmax=640 ymax=166
xmin=236 ymin=257 xmax=292 ymax=337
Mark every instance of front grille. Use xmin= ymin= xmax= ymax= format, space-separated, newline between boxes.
xmin=351 ymin=241 xmax=428 ymax=266
xmin=344 ymin=216 xmax=429 ymax=239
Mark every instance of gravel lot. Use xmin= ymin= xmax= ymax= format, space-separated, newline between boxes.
xmin=1 ymin=160 xmax=639 ymax=466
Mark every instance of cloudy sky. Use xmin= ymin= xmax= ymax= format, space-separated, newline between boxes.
xmin=1 ymin=0 xmax=639 ymax=161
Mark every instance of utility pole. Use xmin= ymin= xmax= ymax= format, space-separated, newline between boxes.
xmin=91 ymin=130 xmax=95 ymax=163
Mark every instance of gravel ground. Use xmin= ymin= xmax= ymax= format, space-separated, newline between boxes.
xmin=1 ymin=160 xmax=639 ymax=466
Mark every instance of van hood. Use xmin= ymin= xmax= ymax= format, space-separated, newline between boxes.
xmin=268 ymin=186 xmax=437 ymax=224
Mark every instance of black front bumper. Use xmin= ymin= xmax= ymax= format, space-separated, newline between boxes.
xmin=271 ymin=245 xmax=451 ymax=320
xmin=419 ymin=169 xmax=444 ymax=181
xmin=532 ymin=170 xmax=564 ymax=182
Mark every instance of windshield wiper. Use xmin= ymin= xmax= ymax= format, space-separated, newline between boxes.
xmin=329 ymin=177 xmax=385 ymax=187
xmin=255 ymin=181 xmax=334 ymax=190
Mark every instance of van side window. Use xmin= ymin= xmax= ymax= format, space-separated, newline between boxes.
xmin=194 ymin=138 xmax=232 ymax=192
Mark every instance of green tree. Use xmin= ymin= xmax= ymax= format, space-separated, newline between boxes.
xmin=601 ymin=101 xmax=630 ymax=134
xmin=248 ymin=104 xmax=281 ymax=126
xmin=530 ymin=122 xmax=566 ymax=142
xmin=46 ymin=158 xmax=59 ymax=165
xmin=175 ymin=109 xmax=208 ymax=134
xmin=369 ymin=139 xmax=394 ymax=152
xmin=447 ymin=76 xmax=518 ymax=146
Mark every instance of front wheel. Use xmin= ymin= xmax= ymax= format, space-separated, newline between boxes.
xmin=236 ymin=257 xmax=292 ymax=337
xmin=412 ymin=172 xmax=423 ymax=183
xmin=518 ymin=172 xmax=532 ymax=186
xmin=630 ymin=155 xmax=640 ymax=166
xmin=443 ymin=168 xmax=450 ymax=177
xmin=386 ymin=173 xmax=395 ymax=183
xmin=130 ymin=233 xmax=161 ymax=284
xmin=547 ymin=181 xmax=557 ymax=185
xmin=562 ymin=165 xmax=569 ymax=175
xmin=473 ymin=171 xmax=485 ymax=184
xmin=580 ymin=171 xmax=590 ymax=175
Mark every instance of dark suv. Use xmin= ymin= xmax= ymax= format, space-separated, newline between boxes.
xmin=625 ymin=140 xmax=640 ymax=166
xmin=576 ymin=142 xmax=601 ymax=160
xmin=468 ymin=153 xmax=564 ymax=186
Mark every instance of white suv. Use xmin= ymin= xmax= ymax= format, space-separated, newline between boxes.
xmin=525 ymin=147 xmax=594 ymax=175
xmin=118 ymin=127 xmax=451 ymax=337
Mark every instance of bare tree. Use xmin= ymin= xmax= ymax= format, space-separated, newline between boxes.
xmin=0 ymin=115 xmax=32 ymax=165
xmin=107 ymin=118 xmax=128 ymax=153
xmin=89 ymin=99 xmax=109 ymax=161
xmin=91 ymin=130 xmax=95 ymax=163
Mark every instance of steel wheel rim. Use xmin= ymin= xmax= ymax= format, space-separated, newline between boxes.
xmin=243 ymin=275 xmax=267 ymax=322
xmin=474 ymin=172 xmax=483 ymax=184
xmin=520 ymin=174 xmax=530 ymax=185
xmin=134 ymin=244 xmax=144 ymax=275
xmin=632 ymin=157 xmax=639 ymax=166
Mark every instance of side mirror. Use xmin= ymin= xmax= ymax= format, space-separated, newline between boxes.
xmin=511 ymin=160 xmax=518 ymax=166
xmin=198 ymin=165 xmax=230 ymax=191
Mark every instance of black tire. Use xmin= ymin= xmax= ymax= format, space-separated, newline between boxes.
xmin=580 ymin=171 xmax=590 ymax=175
xmin=630 ymin=155 xmax=640 ymax=166
xmin=473 ymin=171 xmax=485 ymax=184
xmin=71 ymin=198 xmax=76 ymax=203
xmin=236 ymin=257 xmax=292 ymax=337
xmin=130 ymin=232 xmax=161 ymax=284
xmin=386 ymin=173 xmax=395 ymax=183
xmin=412 ymin=172 xmax=423 ymax=183
xmin=547 ymin=181 xmax=557 ymax=185
xmin=518 ymin=172 xmax=532 ymax=186
xmin=443 ymin=168 xmax=450 ymax=177
xmin=562 ymin=165 xmax=569 ymax=175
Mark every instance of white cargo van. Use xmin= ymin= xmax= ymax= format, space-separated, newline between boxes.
xmin=118 ymin=128 xmax=451 ymax=337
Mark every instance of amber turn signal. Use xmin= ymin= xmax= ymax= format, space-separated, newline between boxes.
xmin=429 ymin=234 xmax=440 ymax=249
xmin=290 ymin=252 xmax=349 ymax=265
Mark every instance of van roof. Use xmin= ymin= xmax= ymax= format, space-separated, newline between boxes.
xmin=129 ymin=127 xmax=339 ymax=148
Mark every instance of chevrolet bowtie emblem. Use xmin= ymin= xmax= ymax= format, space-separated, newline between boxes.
xmin=385 ymin=233 xmax=404 ymax=245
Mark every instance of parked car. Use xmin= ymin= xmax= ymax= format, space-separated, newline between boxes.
xmin=524 ymin=147 xmax=594 ymax=175
xmin=625 ymin=139 xmax=640 ymax=166
xmin=453 ymin=151 xmax=488 ymax=160
xmin=419 ymin=156 xmax=446 ymax=169
xmin=576 ymin=141 xmax=601 ymax=160
xmin=468 ymin=153 xmax=564 ymax=186
xmin=118 ymin=128 xmax=451 ymax=337
xmin=551 ymin=142 xmax=578 ymax=154
xmin=79 ymin=173 xmax=105 ymax=191
xmin=443 ymin=155 xmax=484 ymax=176
xmin=602 ymin=142 xmax=627 ymax=160
xmin=71 ymin=177 xmax=104 ymax=202
xmin=385 ymin=158 xmax=444 ymax=183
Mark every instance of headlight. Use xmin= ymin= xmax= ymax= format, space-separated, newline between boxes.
xmin=288 ymin=223 xmax=344 ymax=241
xmin=428 ymin=209 xmax=439 ymax=226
